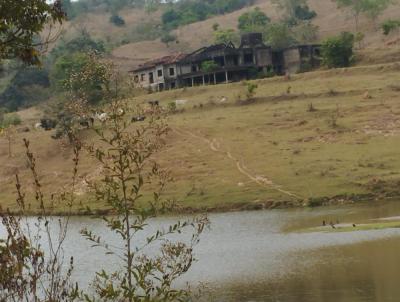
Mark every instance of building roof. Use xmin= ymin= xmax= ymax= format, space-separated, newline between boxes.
xmin=181 ymin=42 xmax=236 ymax=63
xmin=130 ymin=53 xmax=187 ymax=73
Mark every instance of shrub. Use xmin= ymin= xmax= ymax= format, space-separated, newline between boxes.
xmin=381 ymin=19 xmax=400 ymax=35
xmin=308 ymin=197 xmax=325 ymax=207
xmin=110 ymin=14 xmax=125 ymax=26
xmin=161 ymin=32 xmax=177 ymax=46
xmin=246 ymin=82 xmax=258 ymax=99
xmin=201 ymin=60 xmax=219 ymax=72
xmin=2 ymin=113 xmax=21 ymax=127
xmin=167 ymin=101 xmax=177 ymax=112
xmin=321 ymin=32 xmax=354 ymax=68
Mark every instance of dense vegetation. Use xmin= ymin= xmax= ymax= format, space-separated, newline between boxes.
xmin=321 ymin=32 xmax=355 ymax=68
xmin=381 ymin=19 xmax=400 ymax=35
xmin=0 ymin=31 xmax=107 ymax=111
xmin=0 ymin=0 xmax=65 ymax=65
xmin=162 ymin=0 xmax=255 ymax=29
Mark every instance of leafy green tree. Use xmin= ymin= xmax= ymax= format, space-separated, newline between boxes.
xmin=214 ymin=29 xmax=240 ymax=45
xmin=321 ymin=32 xmax=355 ymax=68
xmin=266 ymin=23 xmax=297 ymax=49
xmin=50 ymin=30 xmax=105 ymax=59
xmin=0 ymin=0 xmax=65 ymax=65
xmin=162 ymin=0 xmax=253 ymax=29
xmin=65 ymin=53 xmax=114 ymax=104
xmin=238 ymin=7 xmax=271 ymax=32
xmin=50 ymin=31 xmax=106 ymax=91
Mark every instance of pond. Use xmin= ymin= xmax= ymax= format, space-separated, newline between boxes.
xmin=3 ymin=200 xmax=400 ymax=301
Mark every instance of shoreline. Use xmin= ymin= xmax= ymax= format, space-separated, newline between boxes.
xmin=1 ymin=192 xmax=397 ymax=217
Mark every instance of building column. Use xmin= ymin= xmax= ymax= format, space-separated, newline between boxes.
xmin=225 ymin=71 xmax=229 ymax=84
xmin=191 ymin=77 xmax=194 ymax=87
xmin=202 ymin=75 xmax=205 ymax=85
xmin=213 ymin=73 xmax=217 ymax=85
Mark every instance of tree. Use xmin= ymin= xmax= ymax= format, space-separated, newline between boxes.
xmin=266 ymin=23 xmax=297 ymax=50
xmin=362 ymin=0 xmax=393 ymax=23
xmin=272 ymin=0 xmax=316 ymax=25
xmin=65 ymin=52 xmax=114 ymax=104
xmin=238 ymin=7 xmax=271 ymax=32
xmin=79 ymin=101 xmax=209 ymax=301
xmin=334 ymin=0 xmax=393 ymax=31
xmin=321 ymin=32 xmax=355 ymax=68
xmin=0 ymin=0 xmax=65 ymax=65
xmin=214 ymin=29 xmax=240 ymax=45
xmin=293 ymin=22 xmax=319 ymax=43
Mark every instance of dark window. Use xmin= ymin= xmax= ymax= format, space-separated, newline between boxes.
xmin=215 ymin=56 xmax=225 ymax=67
xmin=244 ymin=52 xmax=254 ymax=64
xmin=170 ymin=81 xmax=176 ymax=89
xmin=169 ymin=67 xmax=175 ymax=76
xmin=157 ymin=69 xmax=163 ymax=77
xmin=149 ymin=72 xmax=154 ymax=84
xmin=191 ymin=65 xmax=197 ymax=72
xmin=140 ymin=74 xmax=145 ymax=81
xmin=134 ymin=75 xmax=139 ymax=83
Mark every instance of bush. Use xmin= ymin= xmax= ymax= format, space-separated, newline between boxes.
xmin=381 ymin=19 xmax=400 ymax=35
xmin=321 ymin=32 xmax=354 ymax=68
xmin=246 ymin=82 xmax=258 ymax=99
xmin=201 ymin=60 xmax=219 ymax=72
xmin=167 ymin=101 xmax=177 ymax=112
xmin=161 ymin=32 xmax=177 ymax=46
xmin=110 ymin=14 xmax=125 ymax=27
xmin=1 ymin=113 xmax=21 ymax=127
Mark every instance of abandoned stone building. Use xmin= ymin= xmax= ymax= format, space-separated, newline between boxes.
xmin=130 ymin=33 xmax=321 ymax=91
xmin=131 ymin=53 xmax=186 ymax=91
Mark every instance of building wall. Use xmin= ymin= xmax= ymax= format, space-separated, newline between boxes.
xmin=256 ymin=48 xmax=273 ymax=67
xmin=132 ymin=65 xmax=166 ymax=91
xmin=283 ymin=49 xmax=301 ymax=74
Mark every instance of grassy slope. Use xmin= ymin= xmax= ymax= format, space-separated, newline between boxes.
xmin=1 ymin=62 xmax=400 ymax=213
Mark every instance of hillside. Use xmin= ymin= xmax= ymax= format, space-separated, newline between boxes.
xmin=109 ymin=0 xmax=400 ymax=68
xmin=1 ymin=61 xmax=400 ymax=213
xmin=51 ymin=0 xmax=400 ymax=71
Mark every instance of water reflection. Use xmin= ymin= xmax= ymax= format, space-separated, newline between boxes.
xmin=2 ymin=200 xmax=400 ymax=301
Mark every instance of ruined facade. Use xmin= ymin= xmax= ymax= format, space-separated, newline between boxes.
xmin=130 ymin=33 xmax=321 ymax=91
xmin=131 ymin=53 xmax=186 ymax=91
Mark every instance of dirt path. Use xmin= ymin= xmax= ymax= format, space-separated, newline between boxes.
xmin=174 ymin=128 xmax=300 ymax=199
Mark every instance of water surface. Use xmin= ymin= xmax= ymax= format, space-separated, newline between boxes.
xmin=4 ymin=200 xmax=400 ymax=301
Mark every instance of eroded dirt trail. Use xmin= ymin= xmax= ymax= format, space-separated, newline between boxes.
xmin=174 ymin=128 xmax=300 ymax=199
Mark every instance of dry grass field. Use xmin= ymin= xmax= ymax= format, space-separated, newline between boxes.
xmin=1 ymin=61 xmax=400 ymax=214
